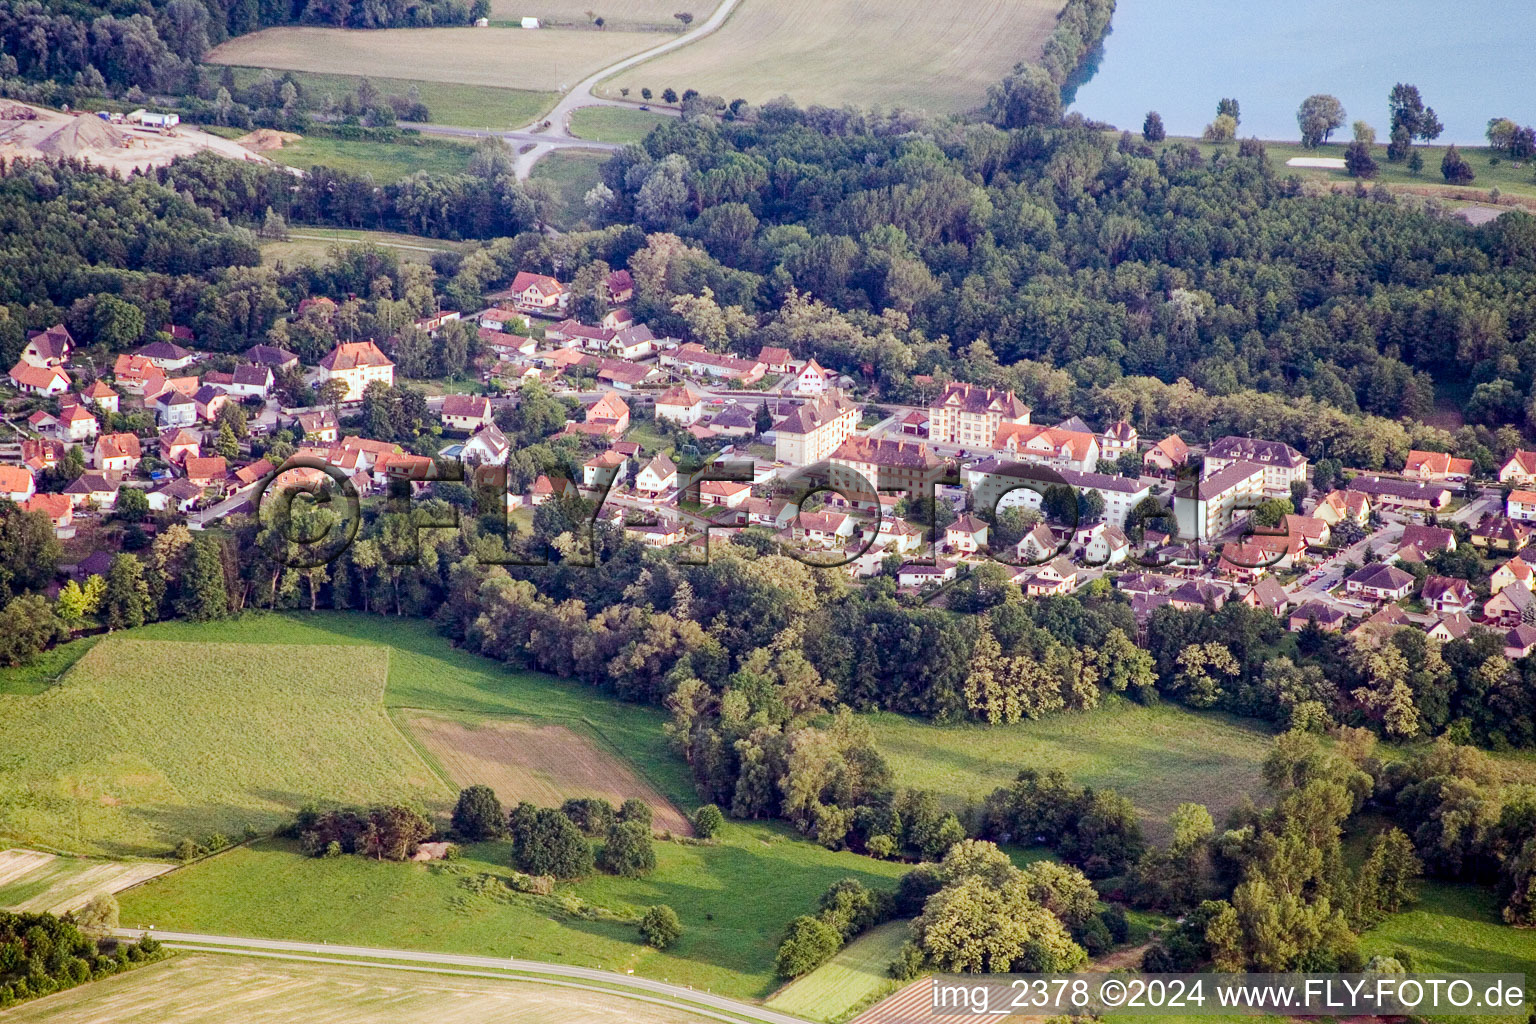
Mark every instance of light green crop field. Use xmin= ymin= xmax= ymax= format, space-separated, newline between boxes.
xmin=0 ymin=953 xmax=721 ymax=1024
xmin=207 ymin=26 xmax=659 ymax=94
xmin=219 ymin=66 xmax=556 ymax=130
xmin=0 ymin=638 xmax=445 ymax=857
xmin=530 ymin=148 xmax=610 ymax=229
xmin=867 ymin=701 xmax=1277 ymax=843
xmin=569 ymin=105 xmax=673 ymax=144
xmin=119 ymin=827 xmax=906 ymax=1000
xmin=599 ymin=0 xmax=1063 ymax=114
xmin=766 ymin=920 xmax=910 ymax=1022
xmin=261 ymin=227 xmax=470 ymax=269
xmin=251 ymin=134 xmax=476 ymax=181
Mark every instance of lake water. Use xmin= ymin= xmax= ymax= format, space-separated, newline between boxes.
xmin=1069 ymin=0 xmax=1536 ymax=145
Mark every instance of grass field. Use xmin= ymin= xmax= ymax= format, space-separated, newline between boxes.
xmin=248 ymin=134 xmax=475 ymax=181
xmin=219 ymin=66 xmax=555 ymax=130
xmin=404 ymin=713 xmax=693 ymax=834
xmin=867 ymin=700 xmax=1277 ymax=843
xmin=488 ymin=0 xmax=713 ymax=29
xmin=766 ymin=920 xmax=909 ymax=1023
xmin=0 ymin=953 xmax=721 ymax=1024
xmin=598 ymin=0 xmax=1062 ymax=114
xmin=118 ymin=826 xmax=906 ymax=1000
xmin=569 ymin=105 xmax=673 ymax=144
xmin=262 ymin=226 xmax=469 ymax=268
xmin=0 ymin=635 xmax=98 ymax=696
xmin=530 ymin=148 xmax=609 ymax=229
xmin=208 ymin=26 xmax=660 ymax=94
xmin=0 ymin=637 xmax=445 ymax=857
xmin=1177 ymin=135 xmax=1536 ymax=204
xmin=0 ymin=850 xmax=173 ymax=914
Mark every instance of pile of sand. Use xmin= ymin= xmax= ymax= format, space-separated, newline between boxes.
xmin=236 ymin=128 xmax=303 ymax=151
xmin=36 ymin=114 xmax=129 ymax=157
xmin=0 ymin=103 xmax=38 ymax=121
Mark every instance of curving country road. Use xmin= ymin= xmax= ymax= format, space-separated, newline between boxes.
xmin=398 ymin=0 xmax=744 ymax=177
xmin=113 ymin=929 xmax=809 ymax=1024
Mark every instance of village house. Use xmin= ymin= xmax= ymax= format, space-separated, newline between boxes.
xmin=413 ymin=311 xmax=462 ymax=335
xmin=667 ymin=343 xmax=766 ymax=384
xmin=111 ymin=354 xmax=166 ymax=395
xmin=1203 ymin=436 xmax=1308 ymax=496
xmin=1422 ymin=575 xmax=1476 ymax=616
xmin=897 ymin=560 xmax=958 ymax=590
xmin=1016 ymin=522 xmax=1059 ymax=563
xmin=966 ymin=461 xmax=1151 ymax=531
xmin=944 ymin=514 xmax=990 ymax=554
xmin=228 ymin=364 xmax=273 ymax=399
xmin=1499 ymin=450 xmax=1536 ymax=486
xmin=829 ymin=436 xmax=944 ymax=496
xmin=244 ymin=344 xmax=301 ymax=372
xmin=159 ymin=427 xmax=200 ymax=465
xmin=135 ymin=339 xmax=195 ymax=371
xmin=601 ymin=308 xmax=635 ymax=331
xmin=606 ymin=269 xmax=634 ymax=305
xmin=697 ymin=480 xmax=753 ymax=508
xmin=478 ymin=307 xmax=525 ymax=332
xmin=871 ymin=516 xmax=925 ymax=555
xmin=233 ymin=459 xmax=275 ymax=489
xmin=81 ymin=379 xmax=119 ymax=413
xmin=481 ymin=331 xmax=537 ymax=361
xmin=756 ymin=346 xmax=792 ymax=374
xmin=1174 ymin=461 xmax=1266 ymax=541
xmin=1021 ymin=557 xmax=1079 ymax=596
xmin=1346 ymin=476 xmax=1451 ymax=511
xmin=596 ymin=361 xmax=657 ymax=391
xmin=582 ymin=449 xmax=630 ymax=488
xmin=656 ymin=385 xmax=706 ymax=426
xmin=1352 ymin=604 xmax=1414 ymax=642
xmin=1314 ymin=488 xmax=1371 ymax=526
xmin=56 ymin=403 xmax=97 ymax=442
xmin=1403 ymin=449 xmax=1474 ymax=481
xmin=1507 ymin=489 xmax=1536 ymax=522
xmin=774 ymin=392 xmax=860 ymax=466
xmin=993 ymin=423 xmax=1100 ymax=473
xmin=1078 ymin=523 xmax=1130 ymax=565
xmin=927 ymin=382 xmax=1030 ymax=447
xmin=318 ymin=340 xmax=394 ymax=402
xmin=20 ymin=439 xmax=63 ymax=475
xmin=509 ymin=271 xmax=569 ymax=314
xmin=1242 ymin=577 xmax=1292 ymax=618
xmin=193 ymin=384 xmax=230 ymax=422
xmin=1282 ymin=513 xmax=1331 ymax=550
xmin=146 ymin=478 xmax=203 ymax=514
xmin=460 ymin=423 xmax=510 ymax=466
xmin=62 ymin=472 xmax=120 ymax=509
xmin=295 ymin=409 xmax=339 ymax=443
xmin=1143 ymin=434 xmax=1192 ymax=474
xmin=1472 ymin=515 xmax=1531 ymax=553
xmin=1504 ymin=625 xmax=1536 ymax=659
xmin=1288 ymin=600 xmax=1350 ymax=633
xmin=1395 ymin=523 xmax=1455 ymax=562
xmin=635 ymin=454 xmax=677 ymax=501
xmin=154 ymin=388 xmax=197 ymax=427
xmin=94 ymin=433 xmax=142 ymax=473
xmin=20 ymin=325 xmax=73 ymax=367
xmin=708 ymin=404 xmax=757 ymax=437
xmin=1486 ymin=581 xmax=1536 ymax=626
xmin=184 ymin=456 xmax=228 ymax=494
xmin=625 ymin=521 xmax=686 ymax=548
xmin=607 ymin=325 xmax=656 ymax=360
xmin=440 ymin=394 xmax=494 ymax=432
xmin=0 ymin=465 xmax=36 ymax=503
xmin=568 ymin=390 xmax=630 ymax=439
xmin=22 ymin=492 xmax=73 ymax=535
xmin=8 ymin=360 xmax=70 ymax=395
xmin=790 ymin=359 xmax=830 ymax=396
xmin=1425 ymin=613 xmax=1475 ymax=643
xmin=1491 ymin=554 xmax=1534 ymax=594
xmin=1098 ymin=420 xmax=1138 ymax=461
xmin=792 ymin=510 xmax=854 ymax=548
xmin=1344 ymin=563 xmax=1414 ymax=602
xmin=546 ymin=319 xmax=613 ymax=350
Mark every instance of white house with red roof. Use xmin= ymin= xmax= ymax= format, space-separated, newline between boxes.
xmin=790 ymin=358 xmax=830 ymax=396
xmin=319 ymin=340 xmax=394 ymax=402
xmin=509 ymin=271 xmax=569 ymax=313
xmin=9 ymin=361 xmax=70 ymax=395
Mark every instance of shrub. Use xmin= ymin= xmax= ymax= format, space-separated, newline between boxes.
xmin=691 ymin=803 xmax=724 ymax=839
xmin=639 ymin=904 xmax=682 ymax=949
xmin=774 ymin=915 xmax=842 ymax=978
xmin=561 ymin=797 xmax=616 ymax=836
xmin=598 ymin=820 xmax=656 ymax=877
xmin=173 ymin=838 xmax=202 ymax=861
xmin=889 ymin=940 xmax=926 ymax=980
xmin=453 ymin=785 xmax=505 ymax=841
xmin=618 ymin=798 xmax=653 ymax=829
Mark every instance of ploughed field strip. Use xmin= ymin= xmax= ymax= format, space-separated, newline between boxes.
xmin=407 ymin=713 xmax=694 ymax=834
xmin=0 ymin=850 xmax=173 ymax=914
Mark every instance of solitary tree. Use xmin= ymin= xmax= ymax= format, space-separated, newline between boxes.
xmin=662 ymin=87 xmax=678 ymax=104
xmin=1345 ymin=139 xmax=1379 ymax=179
xmin=692 ymin=803 xmax=724 ymax=838
xmin=641 ymin=87 xmax=652 ymax=100
xmin=1441 ymin=145 xmax=1475 ymax=185
xmin=1139 ymin=111 xmax=1165 ymax=144
xmin=640 ymin=904 xmax=682 ymax=948
xmin=1296 ymin=94 xmax=1345 ymax=147
xmin=1202 ymin=113 xmax=1237 ymax=143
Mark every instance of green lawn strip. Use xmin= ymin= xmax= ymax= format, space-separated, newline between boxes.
xmin=765 ymin=919 xmax=910 ymax=1022
xmin=255 ymin=134 xmax=476 ymax=181
xmin=568 ymin=106 xmax=673 ymax=145
xmin=0 ymin=635 xmax=99 ymax=695
xmin=530 ymin=149 xmax=610 ymax=230
xmin=118 ymin=829 xmax=905 ymax=1001
xmin=217 ymin=66 xmax=556 ymax=129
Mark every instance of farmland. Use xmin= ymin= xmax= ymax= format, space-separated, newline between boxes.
xmin=206 ymin=26 xmax=661 ymax=94
xmin=117 ymin=826 xmax=907 ymax=1000
xmin=404 ymin=713 xmax=693 ymax=834
xmin=0 ymin=849 xmax=173 ymax=914
xmin=765 ymin=920 xmax=909 ymax=1022
xmin=247 ymin=134 xmax=476 ymax=181
xmin=598 ymin=0 xmax=1063 ymax=114
xmin=0 ymin=637 xmax=445 ymax=856
xmin=569 ymin=105 xmax=674 ymax=144
xmin=0 ymin=953 xmax=721 ymax=1024
xmin=488 ymin=0 xmax=714 ymax=29
xmin=218 ymin=66 xmax=555 ymax=130
xmin=867 ymin=701 xmax=1277 ymax=843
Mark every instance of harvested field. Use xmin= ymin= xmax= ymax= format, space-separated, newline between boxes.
xmin=488 ymin=0 xmax=714 ymax=29
xmin=207 ymin=26 xmax=660 ymax=92
xmin=0 ymin=853 xmax=173 ymax=914
xmin=0 ymin=953 xmax=720 ymax=1023
xmin=599 ymin=0 xmax=1063 ymax=114
xmin=406 ymin=714 xmax=692 ymax=834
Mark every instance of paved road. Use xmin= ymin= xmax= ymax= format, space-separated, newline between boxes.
xmin=114 ymin=930 xmax=807 ymax=1024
